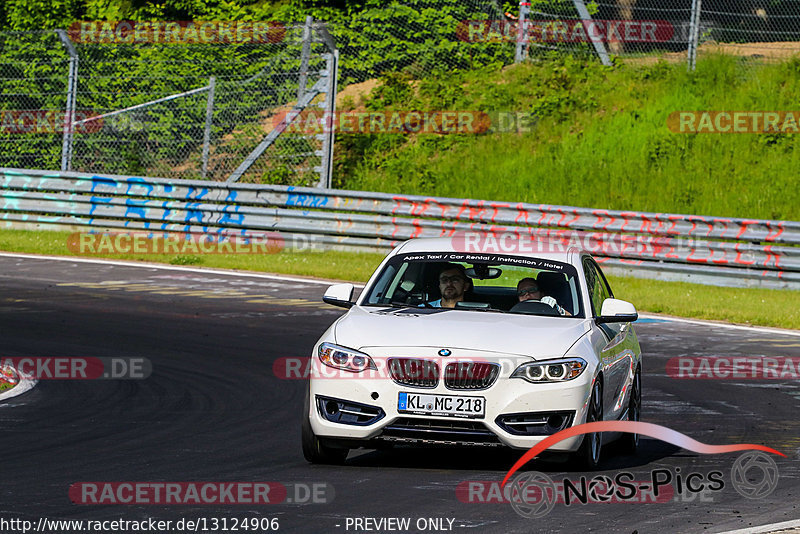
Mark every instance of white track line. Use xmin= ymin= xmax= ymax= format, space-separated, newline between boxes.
xmin=638 ymin=313 xmax=800 ymax=338
xmin=1 ymin=251 xmax=798 ymax=337
xmin=0 ymin=251 xmax=358 ymax=287
xmin=716 ymin=518 xmax=800 ymax=534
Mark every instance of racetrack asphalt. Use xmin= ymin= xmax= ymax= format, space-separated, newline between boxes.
xmin=1 ymin=254 xmax=799 ymax=534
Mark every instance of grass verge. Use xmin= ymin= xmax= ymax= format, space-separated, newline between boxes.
xmin=0 ymin=228 xmax=385 ymax=282
xmin=1 ymin=228 xmax=798 ymax=330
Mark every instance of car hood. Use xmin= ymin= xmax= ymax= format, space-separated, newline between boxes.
xmin=334 ymin=306 xmax=591 ymax=359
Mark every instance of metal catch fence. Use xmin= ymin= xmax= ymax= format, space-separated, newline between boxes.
xmin=513 ymin=0 xmax=800 ymax=69
xmin=0 ymin=21 xmax=338 ymax=187
xmin=2 ymin=3 xmax=798 ymax=188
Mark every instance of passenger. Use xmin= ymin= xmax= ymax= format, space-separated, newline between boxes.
xmin=516 ymin=277 xmax=570 ymax=316
xmin=428 ymin=264 xmax=472 ymax=308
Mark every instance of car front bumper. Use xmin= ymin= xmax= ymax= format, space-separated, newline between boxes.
xmin=308 ymin=356 xmax=596 ymax=452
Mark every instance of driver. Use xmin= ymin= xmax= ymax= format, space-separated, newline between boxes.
xmin=516 ymin=277 xmax=570 ymax=316
xmin=429 ymin=264 xmax=472 ymax=308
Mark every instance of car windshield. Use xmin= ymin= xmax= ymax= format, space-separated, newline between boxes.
xmin=361 ymin=252 xmax=584 ymax=318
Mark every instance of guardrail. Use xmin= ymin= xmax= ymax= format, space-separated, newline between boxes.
xmin=1 ymin=167 xmax=799 ymax=290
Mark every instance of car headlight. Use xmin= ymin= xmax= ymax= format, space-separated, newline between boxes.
xmin=511 ymin=357 xmax=587 ymax=383
xmin=318 ymin=342 xmax=377 ymax=373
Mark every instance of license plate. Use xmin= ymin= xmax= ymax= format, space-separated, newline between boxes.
xmin=398 ymin=392 xmax=485 ymax=418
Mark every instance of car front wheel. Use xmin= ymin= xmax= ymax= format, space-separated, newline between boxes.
xmin=620 ymin=367 xmax=641 ymax=454
xmin=574 ymin=379 xmax=603 ymax=469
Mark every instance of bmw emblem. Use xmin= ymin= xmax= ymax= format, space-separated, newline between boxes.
xmin=438 ymin=349 xmax=452 ymax=357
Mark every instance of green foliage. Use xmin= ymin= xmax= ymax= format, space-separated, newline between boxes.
xmin=0 ymin=0 xmax=514 ymax=84
xmin=0 ymin=27 xmax=315 ymax=181
xmin=277 ymin=0 xmax=513 ymax=84
xmin=4 ymin=0 xmax=74 ymax=30
xmin=1 ymin=0 xmax=294 ymax=29
xmin=342 ymin=55 xmax=800 ymax=221
xmin=365 ymin=72 xmax=414 ymax=110
xmin=169 ymin=255 xmax=203 ymax=265
xmin=0 ymin=0 xmax=513 ymax=183
xmin=5 ymin=1 xmax=798 ymax=220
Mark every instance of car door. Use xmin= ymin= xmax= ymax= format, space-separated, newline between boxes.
xmin=583 ymin=257 xmax=637 ymax=422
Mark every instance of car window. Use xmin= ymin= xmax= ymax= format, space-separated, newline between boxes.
xmin=583 ymin=258 xmax=612 ymax=316
xmin=594 ymin=261 xmax=614 ymax=299
xmin=361 ymin=252 xmax=584 ymax=318
xmin=365 ymin=261 xmax=402 ymax=304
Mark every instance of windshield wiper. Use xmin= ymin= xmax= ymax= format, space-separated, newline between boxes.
xmin=364 ymin=302 xmax=418 ymax=309
xmin=460 ymin=307 xmax=508 ymax=313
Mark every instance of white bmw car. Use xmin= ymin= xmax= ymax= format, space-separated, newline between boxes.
xmin=302 ymin=237 xmax=642 ymax=467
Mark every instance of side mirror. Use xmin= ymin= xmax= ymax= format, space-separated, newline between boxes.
xmin=596 ymin=298 xmax=638 ymax=324
xmin=323 ymin=283 xmax=354 ymax=309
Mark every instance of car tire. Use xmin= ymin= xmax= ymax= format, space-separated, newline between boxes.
xmin=302 ymin=390 xmax=349 ymax=465
xmin=574 ymin=379 xmax=603 ymax=470
xmin=620 ymin=367 xmax=641 ymax=455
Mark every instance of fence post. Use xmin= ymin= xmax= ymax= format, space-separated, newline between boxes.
xmin=687 ymin=0 xmax=703 ymax=71
xmin=319 ymin=49 xmax=338 ymax=189
xmin=572 ymin=0 xmax=612 ymax=66
xmin=514 ymin=1 xmax=530 ymax=63
xmin=201 ymin=76 xmax=216 ymax=179
xmin=226 ymin=78 xmax=326 ymax=183
xmin=55 ymin=30 xmax=79 ymax=171
xmin=297 ymin=16 xmax=313 ymax=102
